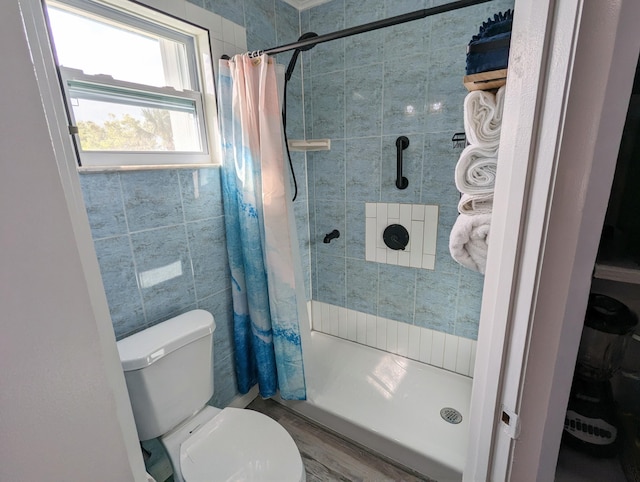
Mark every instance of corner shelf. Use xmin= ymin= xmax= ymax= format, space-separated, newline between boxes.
xmin=287 ymin=139 xmax=331 ymax=151
xmin=463 ymin=68 xmax=507 ymax=91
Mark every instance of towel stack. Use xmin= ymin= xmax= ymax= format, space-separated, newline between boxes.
xmin=449 ymin=86 xmax=505 ymax=274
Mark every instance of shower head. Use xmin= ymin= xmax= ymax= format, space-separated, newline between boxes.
xmin=285 ymin=32 xmax=318 ymax=82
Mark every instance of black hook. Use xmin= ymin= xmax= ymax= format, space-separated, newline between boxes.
xmin=323 ymin=229 xmax=340 ymax=243
xmin=452 ymin=132 xmax=466 ymax=148
xmin=396 ymin=136 xmax=409 ymax=190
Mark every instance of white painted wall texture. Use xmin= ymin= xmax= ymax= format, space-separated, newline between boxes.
xmin=0 ymin=1 xmax=146 ymax=480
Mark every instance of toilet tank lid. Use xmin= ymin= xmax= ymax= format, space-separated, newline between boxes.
xmin=117 ymin=310 xmax=215 ymax=371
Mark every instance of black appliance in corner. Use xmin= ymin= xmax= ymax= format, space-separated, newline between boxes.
xmin=563 ymin=293 xmax=637 ymax=457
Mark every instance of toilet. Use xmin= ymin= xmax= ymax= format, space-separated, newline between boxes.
xmin=116 ymin=309 xmax=305 ymax=482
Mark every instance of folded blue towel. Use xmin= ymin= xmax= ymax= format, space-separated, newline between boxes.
xmin=466 ymin=10 xmax=514 ymax=75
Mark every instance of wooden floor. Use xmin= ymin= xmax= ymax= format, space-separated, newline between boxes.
xmin=247 ymin=398 xmax=431 ymax=482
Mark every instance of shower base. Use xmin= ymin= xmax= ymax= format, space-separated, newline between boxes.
xmin=277 ymin=331 xmax=473 ymax=482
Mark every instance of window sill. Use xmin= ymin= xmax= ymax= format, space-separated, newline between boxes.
xmin=77 ymin=163 xmax=219 ymax=173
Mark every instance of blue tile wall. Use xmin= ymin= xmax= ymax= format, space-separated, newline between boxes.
xmin=345 ymin=258 xmax=378 ymax=315
xmin=119 ymin=170 xmax=183 ymax=232
xmin=345 ymin=64 xmax=383 ymax=138
xmin=345 ymin=137 xmax=381 ymax=202
xmin=130 ymin=224 xmax=196 ymax=323
xmin=80 ymin=1 xmax=303 ymax=411
xmin=80 ymin=4 xmax=512 ymax=429
xmin=80 ymin=168 xmax=228 ymax=340
xmin=303 ymin=0 xmax=515 ymax=340
xmin=82 ymin=168 xmax=238 ymax=410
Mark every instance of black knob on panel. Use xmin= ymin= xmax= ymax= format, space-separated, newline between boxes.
xmin=383 ymin=224 xmax=409 ymax=250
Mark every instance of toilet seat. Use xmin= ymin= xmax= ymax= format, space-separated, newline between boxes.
xmin=180 ymin=407 xmax=305 ymax=482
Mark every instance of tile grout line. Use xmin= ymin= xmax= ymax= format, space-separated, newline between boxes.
xmin=118 ymin=172 xmax=148 ymax=325
xmin=177 ymin=170 xmax=199 ymax=303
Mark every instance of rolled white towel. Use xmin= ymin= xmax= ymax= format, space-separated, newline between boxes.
xmin=455 ymin=144 xmax=498 ymax=195
xmin=458 ymin=192 xmax=493 ymax=215
xmin=449 ymin=213 xmax=491 ymax=274
xmin=494 ymin=85 xmax=506 ymax=126
xmin=463 ymin=86 xmax=505 ymax=146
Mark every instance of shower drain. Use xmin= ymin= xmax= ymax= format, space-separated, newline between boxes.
xmin=440 ymin=407 xmax=463 ymax=424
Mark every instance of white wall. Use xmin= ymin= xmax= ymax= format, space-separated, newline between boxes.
xmin=0 ymin=1 xmax=146 ymax=480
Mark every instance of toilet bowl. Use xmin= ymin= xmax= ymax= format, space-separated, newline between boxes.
xmin=162 ymin=405 xmax=305 ymax=482
xmin=116 ymin=310 xmax=305 ymax=482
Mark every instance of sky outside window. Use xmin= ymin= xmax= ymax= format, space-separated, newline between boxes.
xmin=47 ymin=4 xmax=168 ymax=87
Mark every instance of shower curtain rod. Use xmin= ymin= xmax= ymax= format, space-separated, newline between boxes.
xmin=261 ymin=0 xmax=494 ymax=56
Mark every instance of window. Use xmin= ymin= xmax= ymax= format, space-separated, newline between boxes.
xmin=45 ymin=0 xmax=218 ymax=167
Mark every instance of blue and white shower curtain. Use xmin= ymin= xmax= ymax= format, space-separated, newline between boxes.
xmin=218 ymin=54 xmax=306 ymax=400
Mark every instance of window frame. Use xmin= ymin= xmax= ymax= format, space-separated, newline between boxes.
xmin=59 ymin=67 xmax=211 ymax=166
xmin=45 ymin=0 xmax=220 ymax=169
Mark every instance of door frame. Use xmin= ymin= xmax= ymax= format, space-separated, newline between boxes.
xmin=466 ymin=0 xmax=640 ymax=480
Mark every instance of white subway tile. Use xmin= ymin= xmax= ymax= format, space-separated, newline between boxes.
xmin=410 ymin=220 xmax=424 ymax=268
xmin=208 ymin=13 xmax=223 ymax=37
xmin=376 ymin=247 xmax=387 ymax=263
xmin=386 ymin=319 xmax=398 ymax=354
xmin=399 ymin=203 xmax=412 ymax=228
xmin=365 ymin=202 xmax=376 ymax=218
xmin=366 ymin=314 xmax=377 ymax=347
xmin=311 ymin=301 xmax=322 ymax=331
xmin=409 ymin=256 xmax=422 ymax=269
xmin=365 ymin=218 xmax=376 ymax=261
xmin=422 ymin=254 xmax=435 ymax=270
xmin=221 ymin=18 xmax=236 ymax=43
xmin=444 ymin=334 xmax=459 ymax=371
xmin=356 ymin=312 xmax=367 ymax=344
xmin=329 ymin=304 xmax=340 ymax=336
xmin=320 ymin=302 xmax=331 ymax=333
xmin=398 ymin=251 xmax=411 ymax=267
xmin=431 ymin=331 xmax=446 ymax=367
xmin=419 ymin=328 xmax=433 ymax=363
xmin=209 ymin=16 xmax=224 ymax=41
xmin=386 ymin=250 xmax=399 ymax=265
xmin=234 ymin=25 xmax=247 ymax=51
xmin=347 ymin=309 xmax=358 ymax=341
xmin=456 ymin=337 xmax=473 ymax=376
xmin=223 ymin=42 xmax=236 ymax=58
xmin=408 ymin=325 xmax=421 ymax=360
xmin=388 ymin=203 xmax=400 ymax=219
xmin=147 ymin=0 xmax=185 ymax=18
xmin=319 ymin=302 xmax=330 ymax=333
xmin=376 ymin=203 xmax=388 ymax=248
xmin=412 ymin=204 xmax=425 ymax=221
xmin=397 ymin=322 xmax=409 ymax=357
xmin=423 ymin=205 xmax=439 ymax=255
xmin=469 ymin=340 xmax=477 ymax=377
xmin=376 ymin=316 xmax=387 ymax=350
xmin=211 ymin=45 xmax=225 ymax=68
xmin=338 ymin=306 xmax=349 ymax=339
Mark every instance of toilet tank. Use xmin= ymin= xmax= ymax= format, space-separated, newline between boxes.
xmin=117 ymin=310 xmax=216 ymax=441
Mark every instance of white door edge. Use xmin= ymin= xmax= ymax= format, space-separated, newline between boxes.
xmin=465 ymin=0 xmax=640 ymax=480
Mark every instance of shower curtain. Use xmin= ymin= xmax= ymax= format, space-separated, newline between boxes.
xmin=218 ymin=54 xmax=306 ymax=400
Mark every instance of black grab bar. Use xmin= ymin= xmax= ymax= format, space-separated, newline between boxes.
xmin=396 ymin=136 xmax=409 ymax=190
